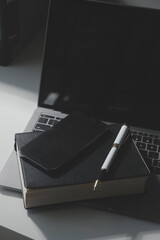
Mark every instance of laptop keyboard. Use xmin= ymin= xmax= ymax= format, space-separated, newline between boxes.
xmin=33 ymin=114 xmax=160 ymax=175
xmin=131 ymin=130 xmax=160 ymax=174
xmin=33 ymin=114 xmax=63 ymax=132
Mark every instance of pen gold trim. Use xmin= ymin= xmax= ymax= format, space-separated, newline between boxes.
xmin=93 ymin=124 xmax=129 ymax=191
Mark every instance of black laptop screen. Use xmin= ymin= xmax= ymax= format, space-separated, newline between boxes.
xmin=39 ymin=0 xmax=160 ymax=129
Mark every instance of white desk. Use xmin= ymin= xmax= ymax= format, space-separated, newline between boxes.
xmin=0 ymin=33 xmax=160 ymax=240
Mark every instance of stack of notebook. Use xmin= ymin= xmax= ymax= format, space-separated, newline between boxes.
xmin=14 ymin=111 xmax=149 ymax=209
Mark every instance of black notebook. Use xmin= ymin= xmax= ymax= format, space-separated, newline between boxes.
xmin=15 ymin=122 xmax=150 ymax=209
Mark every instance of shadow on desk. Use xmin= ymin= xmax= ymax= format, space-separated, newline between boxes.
xmin=27 ymin=203 xmax=160 ymax=240
xmin=0 ymin=226 xmax=32 ymax=240
xmin=1 ymin=187 xmax=160 ymax=240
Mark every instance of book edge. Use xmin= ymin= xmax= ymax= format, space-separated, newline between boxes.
xmin=16 ymin=142 xmax=148 ymax=209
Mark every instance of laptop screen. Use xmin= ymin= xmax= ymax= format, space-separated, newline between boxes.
xmin=39 ymin=0 xmax=160 ymax=130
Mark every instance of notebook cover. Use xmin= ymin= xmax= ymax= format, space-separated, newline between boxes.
xmin=15 ymin=123 xmax=150 ymax=189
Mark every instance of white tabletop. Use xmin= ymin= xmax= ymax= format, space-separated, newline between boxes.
xmin=0 ymin=32 xmax=160 ymax=240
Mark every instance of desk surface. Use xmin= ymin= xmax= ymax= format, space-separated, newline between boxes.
xmin=0 ymin=33 xmax=160 ymax=240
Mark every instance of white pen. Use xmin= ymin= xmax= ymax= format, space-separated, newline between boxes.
xmin=93 ymin=124 xmax=129 ymax=190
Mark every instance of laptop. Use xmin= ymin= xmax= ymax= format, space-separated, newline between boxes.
xmin=1 ymin=0 xmax=160 ymax=221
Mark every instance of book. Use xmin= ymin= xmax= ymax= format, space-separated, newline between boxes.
xmin=15 ymin=123 xmax=150 ymax=209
